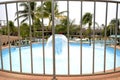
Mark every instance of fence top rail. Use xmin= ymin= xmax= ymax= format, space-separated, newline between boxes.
xmin=0 ymin=0 xmax=120 ymax=4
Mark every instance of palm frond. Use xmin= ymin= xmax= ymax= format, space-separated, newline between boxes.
xmin=82 ymin=13 xmax=92 ymax=26
xmin=15 ymin=10 xmax=28 ymax=15
xmin=14 ymin=14 xmax=28 ymax=21
xmin=109 ymin=19 xmax=120 ymax=26
xmin=20 ymin=2 xmax=28 ymax=8
xmin=70 ymin=19 xmax=75 ymax=25
xmin=21 ymin=17 xmax=29 ymax=23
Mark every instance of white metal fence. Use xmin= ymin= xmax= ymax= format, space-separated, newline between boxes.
xmin=0 ymin=0 xmax=120 ymax=80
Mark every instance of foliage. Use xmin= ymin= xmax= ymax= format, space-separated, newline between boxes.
xmin=34 ymin=32 xmax=42 ymax=38
xmin=0 ymin=26 xmax=8 ymax=35
xmin=15 ymin=2 xmax=37 ymax=23
xmin=109 ymin=19 xmax=120 ymax=35
xmin=82 ymin=13 xmax=92 ymax=27
xmin=101 ymin=19 xmax=120 ymax=37
xmin=55 ymin=17 xmax=75 ymax=35
xmin=0 ymin=21 xmax=17 ymax=36
xmin=13 ymin=1 xmax=120 ymax=39
xmin=82 ymin=12 xmax=92 ymax=45
xmin=55 ymin=25 xmax=67 ymax=34
xmin=36 ymin=0 xmax=66 ymax=30
xmin=33 ymin=18 xmax=42 ymax=31
xmin=8 ymin=21 xmax=18 ymax=36
xmin=55 ymin=17 xmax=67 ymax=34
xmin=20 ymin=23 xmax=30 ymax=38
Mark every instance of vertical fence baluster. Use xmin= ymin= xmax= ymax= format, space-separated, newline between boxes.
xmin=5 ymin=3 xmax=12 ymax=72
xmin=92 ymin=1 xmax=96 ymax=74
xmin=0 ymin=35 xmax=3 ymax=70
xmin=0 ymin=17 xmax=3 ymax=69
xmin=16 ymin=2 xmax=22 ymax=73
xmin=52 ymin=0 xmax=56 ymax=80
xmin=41 ymin=1 xmax=45 ymax=75
xmin=28 ymin=1 xmax=33 ymax=74
xmin=80 ymin=0 xmax=83 ymax=75
xmin=67 ymin=0 xmax=70 ymax=75
xmin=104 ymin=2 xmax=108 ymax=73
xmin=114 ymin=2 xmax=118 ymax=72
xmin=0 ymin=0 xmax=120 ymax=76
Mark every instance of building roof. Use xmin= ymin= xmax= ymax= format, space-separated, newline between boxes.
xmin=0 ymin=35 xmax=22 ymax=44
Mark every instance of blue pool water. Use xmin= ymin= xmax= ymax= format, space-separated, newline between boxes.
xmin=0 ymin=34 xmax=120 ymax=75
xmin=0 ymin=43 xmax=120 ymax=75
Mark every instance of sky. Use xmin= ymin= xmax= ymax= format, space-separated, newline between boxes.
xmin=0 ymin=0 xmax=120 ymax=28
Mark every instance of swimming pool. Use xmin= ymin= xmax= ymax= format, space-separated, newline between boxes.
xmin=0 ymin=35 xmax=120 ymax=75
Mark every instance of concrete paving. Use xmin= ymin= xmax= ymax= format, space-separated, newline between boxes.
xmin=0 ymin=71 xmax=120 ymax=80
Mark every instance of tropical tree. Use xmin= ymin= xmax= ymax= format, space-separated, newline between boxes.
xmin=0 ymin=26 xmax=8 ymax=35
xmin=82 ymin=12 xmax=92 ymax=45
xmin=36 ymin=0 xmax=66 ymax=30
xmin=15 ymin=2 xmax=38 ymax=38
xmin=0 ymin=21 xmax=17 ymax=36
xmin=20 ymin=23 xmax=30 ymax=39
xmin=15 ymin=2 xmax=37 ymax=23
xmin=109 ymin=19 xmax=120 ymax=35
xmin=8 ymin=21 xmax=18 ymax=36
xmin=33 ymin=18 xmax=42 ymax=31
xmin=55 ymin=17 xmax=75 ymax=35
xmin=33 ymin=18 xmax=43 ymax=37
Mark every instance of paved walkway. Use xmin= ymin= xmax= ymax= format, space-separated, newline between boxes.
xmin=0 ymin=71 xmax=120 ymax=80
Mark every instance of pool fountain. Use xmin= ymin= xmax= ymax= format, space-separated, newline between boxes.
xmin=46 ymin=34 xmax=68 ymax=55
xmin=0 ymin=34 xmax=120 ymax=75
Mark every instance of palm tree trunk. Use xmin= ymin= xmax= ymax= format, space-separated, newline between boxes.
xmin=32 ymin=19 xmax=35 ymax=38
xmin=48 ymin=20 xmax=51 ymax=30
xmin=48 ymin=17 xmax=52 ymax=31
xmin=89 ymin=26 xmax=91 ymax=46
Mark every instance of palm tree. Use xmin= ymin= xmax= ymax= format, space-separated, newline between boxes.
xmin=36 ymin=0 xmax=66 ymax=30
xmin=15 ymin=2 xmax=37 ymax=23
xmin=109 ymin=19 xmax=120 ymax=35
xmin=15 ymin=2 xmax=37 ymax=37
xmin=55 ymin=17 xmax=75 ymax=35
xmin=82 ymin=12 xmax=92 ymax=45
xmin=20 ymin=23 xmax=30 ymax=38
xmin=8 ymin=21 xmax=18 ymax=36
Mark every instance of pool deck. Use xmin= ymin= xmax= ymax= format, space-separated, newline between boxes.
xmin=0 ymin=70 xmax=120 ymax=80
xmin=110 ymin=45 xmax=120 ymax=49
